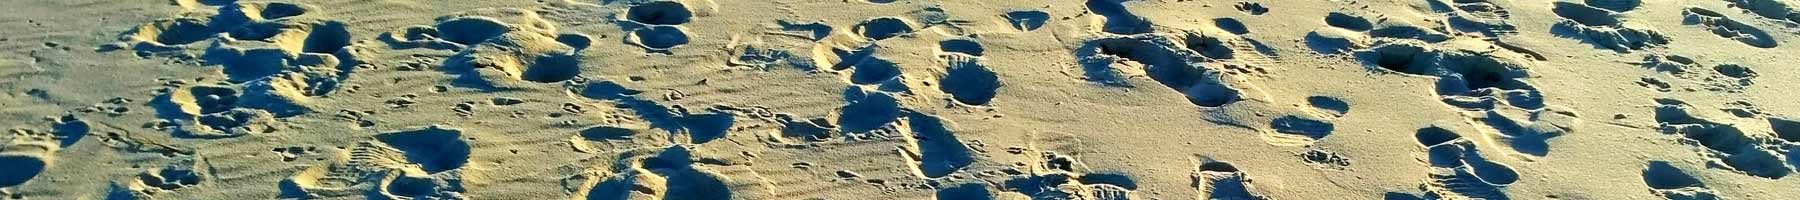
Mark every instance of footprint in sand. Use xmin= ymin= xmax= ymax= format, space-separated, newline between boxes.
xmin=854 ymin=17 xmax=918 ymax=41
xmin=937 ymin=38 xmax=1001 ymax=106
xmin=1085 ymin=0 xmax=1153 ymax=35
xmin=1682 ymin=7 xmax=1778 ymax=48
xmin=1194 ymin=159 xmax=1270 ymax=200
xmin=1642 ymin=160 xmax=1721 ymax=200
xmin=1075 ymin=35 xmax=1242 ymax=107
xmin=997 ymin=151 xmax=1143 ymax=199
xmin=1407 ymin=125 xmax=1520 ymax=199
xmin=1724 ymin=0 xmax=1800 ymax=25
xmin=1003 ymin=10 xmax=1050 ymax=31
xmin=1652 ymin=98 xmax=1791 ymax=179
xmin=1634 ymin=53 xmax=1758 ymax=93
xmin=0 ymin=132 xmax=61 ymax=189
xmin=384 ymin=9 xmax=589 ymax=88
xmin=1548 ymin=1 xmax=1669 ymax=51
xmin=616 ymin=1 xmax=697 ymax=52
xmin=280 ymin=125 xmax=474 ymax=199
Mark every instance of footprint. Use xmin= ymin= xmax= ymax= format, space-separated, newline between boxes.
xmin=1358 ymin=38 xmax=1542 ymax=110
xmin=375 ymin=126 xmax=472 ymax=173
xmin=939 ymin=54 xmax=1000 ymax=106
xmin=1003 ymin=10 xmax=1050 ymax=31
xmin=935 ymin=183 xmax=996 ymax=200
xmin=1771 ymin=117 xmax=1800 ymax=142
xmin=1725 ymin=0 xmax=1800 ymax=25
xmin=822 ymin=44 xmax=877 ymax=71
xmin=574 ymin=81 xmax=738 ymax=144
xmin=1075 ymin=36 xmax=1242 ymax=107
xmin=1194 ymin=159 xmax=1270 ymax=200
xmin=612 ymin=0 xmax=698 ymax=53
xmin=1000 ymin=152 xmax=1141 ymax=199
xmin=937 ymin=38 xmax=984 ymax=57
xmin=411 ymin=9 xmax=586 ymax=87
xmin=901 ymin=112 xmax=975 ymax=178
xmin=1211 ymin=18 xmax=1251 ymax=35
xmin=0 ymin=139 xmax=57 ymax=188
xmin=225 ymin=19 xmax=353 ymax=54
xmin=1636 ymin=54 xmax=1757 ymax=92
xmin=1324 ymin=12 xmax=1374 ymax=32
xmin=1583 ymin=0 xmax=1641 ymax=12
xmin=1085 ymin=0 xmax=1152 ymax=34
xmin=1682 ymin=7 xmax=1778 ymax=48
xmin=1428 ymin=0 xmax=1517 ymax=36
xmin=627 ymin=25 xmax=692 ymax=52
xmin=1475 ymin=106 xmax=1578 ymax=157
xmin=590 ymin=146 xmax=734 ymax=200
xmin=1653 ymin=99 xmax=1791 ymax=178
xmin=1299 ymin=148 xmax=1352 ymax=169
xmin=835 ymin=87 xmax=903 ymax=135
xmin=624 ymin=1 xmax=693 ymax=26
xmin=772 ymin=114 xmax=840 ymax=143
xmin=1411 ymin=126 xmax=1517 ymax=199
xmin=849 ymin=56 xmax=902 ymax=85
xmin=123 ymin=17 xmax=217 ymax=48
xmin=1306 ymin=96 xmax=1350 ymax=116
xmin=853 ymin=17 xmax=916 ymax=40
xmin=1267 ymin=115 xmax=1334 ymax=144
xmin=134 ymin=155 xmax=208 ymax=192
xmin=1549 ymin=1 xmax=1668 ymax=51
xmin=153 ymin=85 xmax=289 ymax=138
xmin=119 ymin=2 xmax=358 ymax=92
xmin=434 ymin=17 xmax=510 ymax=45
xmin=1234 ymin=2 xmax=1269 ymax=15
xmin=776 ymin=20 xmax=833 ymax=41
xmin=1642 ymin=161 xmax=1721 ymax=200
xmin=285 ymin=126 xmax=474 ymax=199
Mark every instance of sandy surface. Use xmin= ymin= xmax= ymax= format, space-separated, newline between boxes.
xmin=3 ymin=0 xmax=1800 ymax=199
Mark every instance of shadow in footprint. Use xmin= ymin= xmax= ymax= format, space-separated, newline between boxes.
xmin=628 ymin=25 xmax=690 ymax=52
xmin=1195 ymin=160 xmax=1268 ymax=200
xmin=778 ymin=20 xmax=833 ymax=41
xmin=642 ymin=146 xmax=732 ymax=200
xmin=837 ymin=87 xmax=902 ymax=134
xmin=580 ymin=125 xmax=637 ymax=141
xmin=375 ymin=126 xmax=471 ymax=173
xmin=1643 ymin=161 xmax=1720 ymax=200
xmin=854 ymin=17 xmax=915 ymax=40
xmin=676 ymin=109 xmax=734 ymax=144
xmin=1324 ymin=12 xmax=1373 ymax=31
xmin=1655 ymin=99 xmax=1791 ymax=178
xmin=1004 ymin=10 xmax=1049 ymax=31
xmin=1643 ymin=161 xmax=1703 ymax=190
xmin=1085 ymin=0 xmax=1152 ymax=34
xmin=935 ymin=183 xmax=995 ymax=200
xmin=0 ymin=155 xmax=49 ymax=187
xmin=907 ymin=112 xmax=974 ymax=178
xmin=1270 ymin=115 xmax=1333 ymax=140
xmin=625 ymin=1 xmax=693 ymax=25
xmin=1076 ymin=36 xmax=1241 ymax=107
xmin=1683 ymin=7 xmax=1777 ymax=48
xmin=940 ymin=55 xmax=1000 ymax=106
xmin=435 ymin=17 xmax=509 ymax=45
xmin=1306 ymin=96 xmax=1350 ymax=115
xmin=850 ymin=57 xmax=901 ymax=85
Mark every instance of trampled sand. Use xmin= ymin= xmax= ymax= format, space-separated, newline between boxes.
xmin=2 ymin=0 xmax=1800 ymax=199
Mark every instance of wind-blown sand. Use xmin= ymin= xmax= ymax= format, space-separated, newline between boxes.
xmin=2 ymin=0 xmax=1800 ymax=199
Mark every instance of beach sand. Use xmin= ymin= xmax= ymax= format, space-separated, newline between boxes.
xmin=2 ymin=0 xmax=1799 ymax=199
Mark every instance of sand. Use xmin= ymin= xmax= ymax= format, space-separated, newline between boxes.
xmin=2 ymin=0 xmax=1799 ymax=199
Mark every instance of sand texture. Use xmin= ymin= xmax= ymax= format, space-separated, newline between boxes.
xmin=4 ymin=0 xmax=1800 ymax=199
